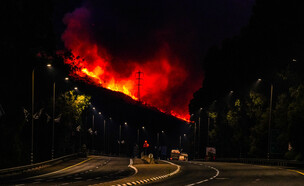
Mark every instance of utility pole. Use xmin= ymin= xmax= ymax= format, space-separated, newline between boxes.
xmin=136 ymin=71 xmax=142 ymax=102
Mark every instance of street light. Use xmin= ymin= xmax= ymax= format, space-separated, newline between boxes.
xmin=74 ymin=87 xmax=78 ymax=90
xmin=51 ymin=81 xmax=55 ymax=159
xmin=257 ymin=79 xmax=273 ymax=159
xmin=46 ymin=64 xmax=56 ymax=159
xmin=119 ymin=122 xmax=127 ymax=156
xmin=65 ymin=77 xmax=69 ymax=81
xmin=198 ymin=108 xmax=202 ymax=158
xmin=268 ymin=84 xmax=273 ymax=159
xmin=92 ymin=113 xmax=95 ymax=151
xmin=31 ymin=69 xmax=34 ymax=164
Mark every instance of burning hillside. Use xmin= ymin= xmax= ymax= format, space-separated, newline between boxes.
xmin=61 ymin=7 xmax=203 ymax=122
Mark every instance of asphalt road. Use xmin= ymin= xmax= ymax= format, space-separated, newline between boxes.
xmin=1 ymin=157 xmax=304 ymax=186
xmin=0 ymin=155 xmax=134 ymax=186
xmin=149 ymin=160 xmax=304 ymax=186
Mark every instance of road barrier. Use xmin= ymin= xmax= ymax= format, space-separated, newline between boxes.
xmin=215 ymin=158 xmax=304 ymax=168
xmin=0 ymin=153 xmax=78 ymax=177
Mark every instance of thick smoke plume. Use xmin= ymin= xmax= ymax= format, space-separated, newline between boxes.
xmin=61 ymin=5 xmax=203 ymax=121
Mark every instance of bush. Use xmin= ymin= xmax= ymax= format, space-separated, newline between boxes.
xmin=295 ymin=153 xmax=303 ymax=161
xmin=285 ymin=150 xmax=297 ymax=160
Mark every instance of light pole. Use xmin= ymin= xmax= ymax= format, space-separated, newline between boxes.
xmin=119 ymin=124 xmax=122 ymax=156
xmin=51 ymin=82 xmax=55 ymax=159
xmin=31 ymin=69 xmax=34 ymax=164
xmin=179 ymin=135 xmax=182 ymax=150
xmin=137 ymin=128 xmax=140 ymax=145
xmin=257 ymin=79 xmax=273 ymax=159
xmin=207 ymin=117 xmax=210 ymax=146
xmin=194 ymin=122 xmax=197 ymax=159
xmin=198 ymin=108 xmax=202 ymax=158
xmin=267 ymin=84 xmax=273 ymax=159
xmin=92 ymin=114 xmax=95 ymax=151
xmin=108 ymin=117 xmax=112 ymax=154
xmin=104 ymin=119 xmax=106 ymax=154
xmin=157 ymin=132 xmax=160 ymax=158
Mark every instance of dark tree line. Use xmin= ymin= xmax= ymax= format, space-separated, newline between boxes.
xmin=190 ymin=0 xmax=304 ymax=160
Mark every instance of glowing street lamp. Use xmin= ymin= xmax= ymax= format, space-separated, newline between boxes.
xmin=65 ymin=77 xmax=69 ymax=81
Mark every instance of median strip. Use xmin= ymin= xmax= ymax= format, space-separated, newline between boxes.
xmin=28 ymin=157 xmax=94 ymax=179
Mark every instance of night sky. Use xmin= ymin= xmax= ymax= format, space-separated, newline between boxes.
xmin=53 ymin=0 xmax=255 ymax=67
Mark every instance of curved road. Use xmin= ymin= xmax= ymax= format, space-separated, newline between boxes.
xmin=149 ymin=160 xmax=304 ymax=186
xmin=1 ymin=157 xmax=304 ymax=185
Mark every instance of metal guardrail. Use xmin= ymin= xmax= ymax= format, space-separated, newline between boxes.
xmin=215 ymin=158 xmax=304 ymax=168
xmin=0 ymin=153 xmax=78 ymax=176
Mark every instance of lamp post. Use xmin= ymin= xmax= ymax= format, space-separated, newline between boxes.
xmin=92 ymin=114 xmax=94 ymax=151
xmin=31 ymin=69 xmax=34 ymax=164
xmin=194 ymin=122 xmax=197 ymax=159
xmin=137 ymin=128 xmax=140 ymax=145
xmin=119 ymin=124 xmax=121 ymax=156
xmin=104 ymin=119 xmax=106 ymax=154
xmin=207 ymin=117 xmax=210 ymax=146
xmin=257 ymin=79 xmax=273 ymax=159
xmin=179 ymin=135 xmax=182 ymax=150
xmin=198 ymin=108 xmax=202 ymax=158
xmin=267 ymin=84 xmax=273 ymax=159
xmin=51 ymin=82 xmax=55 ymax=159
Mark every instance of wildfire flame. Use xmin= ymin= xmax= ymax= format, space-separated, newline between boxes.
xmin=61 ymin=7 xmax=202 ymax=123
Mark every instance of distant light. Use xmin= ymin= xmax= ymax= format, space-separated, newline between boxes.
xmin=230 ymin=90 xmax=234 ymax=93
xmin=47 ymin=64 xmax=52 ymax=67
xmin=200 ymin=108 xmax=203 ymax=110
xmin=93 ymin=107 xmax=96 ymax=110
xmin=142 ymin=126 xmax=145 ymax=129
xmin=109 ymin=117 xmax=112 ymax=120
xmin=184 ymin=133 xmax=186 ymax=137
xmin=65 ymin=77 xmax=69 ymax=81
xmin=162 ymin=130 xmax=165 ymax=133
xmin=258 ymin=78 xmax=262 ymax=81
xmin=292 ymin=59 xmax=297 ymax=62
xmin=124 ymin=122 xmax=128 ymax=125
xmin=98 ymin=112 xmax=101 ymax=115
xmin=74 ymin=87 xmax=78 ymax=90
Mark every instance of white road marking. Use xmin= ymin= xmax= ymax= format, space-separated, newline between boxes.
xmin=128 ymin=159 xmax=138 ymax=175
xmin=185 ymin=162 xmax=220 ymax=186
